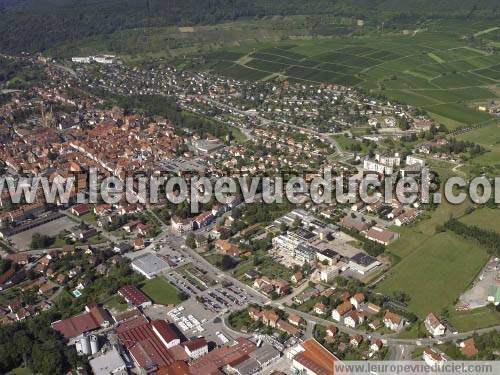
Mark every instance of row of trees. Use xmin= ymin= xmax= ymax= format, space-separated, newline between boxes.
xmin=433 ymin=139 xmax=486 ymax=156
xmin=441 ymin=218 xmax=500 ymax=256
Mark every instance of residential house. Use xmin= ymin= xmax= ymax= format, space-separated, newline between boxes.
xmin=366 ymin=303 xmax=381 ymax=314
xmin=370 ymin=339 xmax=383 ymax=352
xmin=368 ymin=319 xmax=381 ymax=330
xmin=244 ymin=269 xmax=260 ymax=280
xmin=394 ymin=208 xmax=420 ymax=226
xmin=192 ymin=211 xmax=214 ymax=230
xmin=184 ymin=338 xmax=208 ymax=360
xmin=326 ymin=325 xmax=338 ymax=337
xmin=423 ymin=347 xmax=447 ymax=368
xmin=345 ymin=311 xmax=365 ymax=328
xmin=277 ymin=319 xmax=298 ymax=336
xmin=137 ymin=223 xmax=153 ymax=236
xmin=273 ymin=279 xmax=291 ymax=296
xmin=122 ymin=220 xmax=140 ymax=233
xmin=133 ymin=238 xmax=145 ymax=250
xmin=171 ymin=216 xmax=192 ymax=234
xmin=424 ymin=313 xmax=446 ymax=337
xmin=313 ymin=302 xmax=327 ymax=315
xmin=215 ymin=239 xmax=242 ymax=257
xmin=332 ymin=301 xmax=353 ymax=322
xmin=349 ymin=293 xmax=365 ymax=309
xmin=291 ymin=272 xmax=303 ymax=284
xmin=383 ymin=311 xmax=406 ymax=331
xmin=248 ymin=307 xmax=262 ymax=321
xmin=113 ymin=242 xmax=132 ymax=254
xmin=350 ymin=334 xmax=363 ymax=348
xmin=262 ymin=309 xmax=279 ymax=328
xmin=459 ymin=338 xmax=479 ymax=358
xmin=288 ymin=314 xmax=301 ymax=327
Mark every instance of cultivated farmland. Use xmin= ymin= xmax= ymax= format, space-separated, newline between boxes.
xmin=203 ymin=22 xmax=500 ymax=129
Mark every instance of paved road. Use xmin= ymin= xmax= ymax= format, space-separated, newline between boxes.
xmin=202 ymin=97 xmax=351 ymax=159
xmin=388 ymin=344 xmax=414 ymax=360
xmin=184 ymin=241 xmax=500 ymax=346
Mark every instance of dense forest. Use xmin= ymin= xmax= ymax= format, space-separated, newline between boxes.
xmin=0 ymin=0 xmax=500 ymax=53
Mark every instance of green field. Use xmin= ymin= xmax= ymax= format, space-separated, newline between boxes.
xmin=448 ymin=306 xmax=500 ymax=331
xmin=103 ymin=295 xmax=129 ymax=313
xmin=377 ymin=232 xmax=490 ymax=318
xmin=197 ymin=23 xmax=500 ymax=129
xmin=48 ymin=16 xmax=500 ymax=129
xmin=141 ymin=277 xmax=181 ymax=305
xmin=459 ymin=208 xmax=500 ymax=233
xmin=457 ymin=123 xmax=500 ymax=174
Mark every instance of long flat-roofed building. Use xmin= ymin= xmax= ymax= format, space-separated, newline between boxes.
xmin=115 ymin=315 xmax=176 ymax=373
xmin=131 ymin=252 xmax=169 ymax=279
xmin=292 ymin=338 xmax=339 ymax=375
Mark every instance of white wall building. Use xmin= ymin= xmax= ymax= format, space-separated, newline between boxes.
xmin=363 ymin=159 xmax=393 ymax=175
xmin=406 ymin=155 xmax=426 ymax=167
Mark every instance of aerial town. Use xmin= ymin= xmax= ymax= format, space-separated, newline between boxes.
xmin=0 ymin=22 xmax=499 ymax=375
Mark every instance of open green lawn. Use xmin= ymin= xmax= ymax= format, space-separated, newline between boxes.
xmin=386 ymin=226 xmax=428 ymax=259
xmin=79 ymin=212 xmax=97 ymax=225
xmin=416 ymin=197 xmax=472 ymax=236
xmin=141 ymin=277 xmax=181 ymax=305
xmin=331 ymin=134 xmax=369 ymax=153
xmin=458 ymin=123 xmax=500 ymax=145
xmin=397 ymin=322 xmax=428 ymax=339
xmin=459 ymin=208 xmax=500 ymax=234
xmin=457 ymin=122 xmax=500 ymax=173
xmin=103 ymin=295 xmax=129 ymax=313
xmin=376 ymin=232 xmax=490 ymax=318
xmin=448 ymin=306 xmax=500 ymax=331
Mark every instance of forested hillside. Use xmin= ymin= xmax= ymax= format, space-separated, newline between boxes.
xmin=0 ymin=0 xmax=499 ymax=53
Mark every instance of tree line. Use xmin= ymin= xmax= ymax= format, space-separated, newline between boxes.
xmin=441 ymin=218 xmax=500 ymax=256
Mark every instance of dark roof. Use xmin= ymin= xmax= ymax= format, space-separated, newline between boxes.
xmin=320 ymin=249 xmax=339 ymax=259
xmin=294 ymin=227 xmax=315 ymax=240
xmin=350 ymin=252 xmax=377 ymax=267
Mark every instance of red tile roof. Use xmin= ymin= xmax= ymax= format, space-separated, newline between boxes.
xmin=293 ymin=339 xmax=338 ymax=375
xmin=157 ymin=360 xmax=190 ymax=375
xmin=189 ymin=337 xmax=256 ymax=375
xmin=115 ymin=316 xmax=174 ymax=371
xmin=185 ymin=337 xmax=207 ymax=352
xmin=118 ymin=285 xmax=151 ymax=307
xmin=151 ymin=319 xmax=180 ymax=345
xmin=52 ymin=311 xmax=100 ymax=339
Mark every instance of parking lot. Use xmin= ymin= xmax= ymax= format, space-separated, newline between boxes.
xmin=164 ymin=298 xmax=240 ymax=346
xmin=127 ymin=227 xmax=264 ymax=346
xmin=164 ymin=267 xmax=251 ymax=314
xmin=9 ymin=216 xmax=75 ymax=250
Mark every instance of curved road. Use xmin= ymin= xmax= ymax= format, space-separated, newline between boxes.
xmin=180 ymin=242 xmax=500 ymax=346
